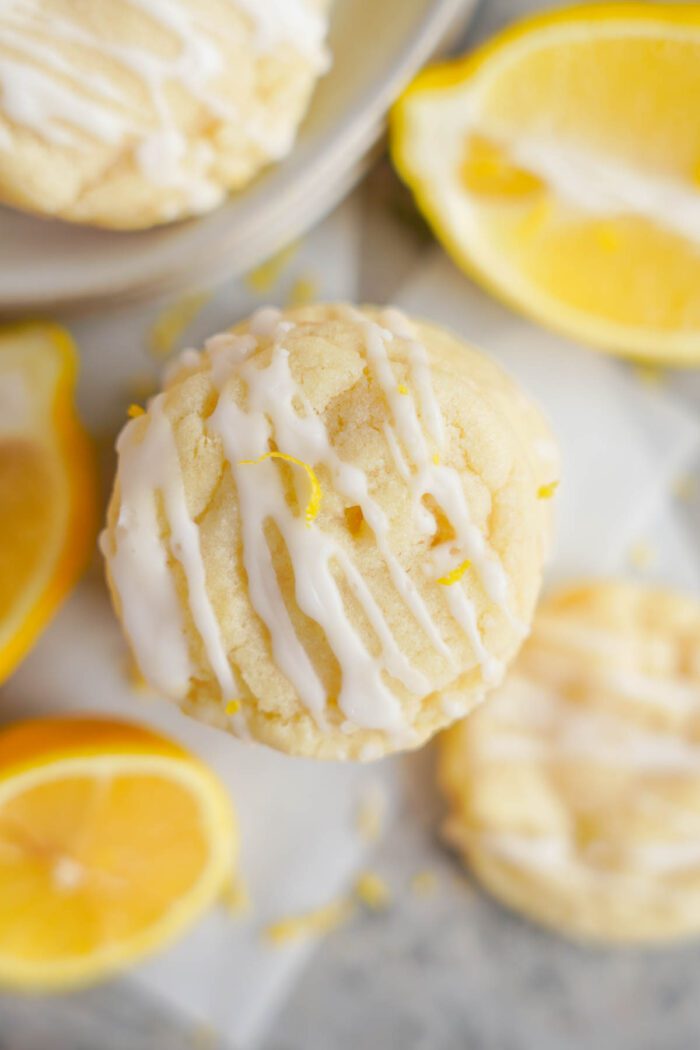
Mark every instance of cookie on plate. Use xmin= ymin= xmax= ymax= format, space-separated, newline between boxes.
xmin=102 ymin=303 xmax=557 ymax=759
xmin=440 ymin=580 xmax=700 ymax=942
xmin=0 ymin=0 xmax=330 ymax=228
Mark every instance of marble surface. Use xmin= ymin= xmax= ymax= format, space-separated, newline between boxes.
xmin=1 ymin=1 xmax=700 ymax=1048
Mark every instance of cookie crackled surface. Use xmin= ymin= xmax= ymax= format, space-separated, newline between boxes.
xmin=440 ymin=581 xmax=700 ymax=942
xmin=0 ymin=0 xmax=330 ymax=228
xmin=102 ymin=304 xmax=557 ymax=759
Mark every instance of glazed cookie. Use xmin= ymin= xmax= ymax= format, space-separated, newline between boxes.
xmin=102 ymin=303 xmax=557 ymax=759
xmin=0 ymin=0 xmax=330 ymax=228
xmin=440 ymin=580 xmax=700 ymax=942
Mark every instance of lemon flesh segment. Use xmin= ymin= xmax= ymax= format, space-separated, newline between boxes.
xmin=391 ymin=4 xmax=700 ymax=364
xmin=0 ymin=718 xmax=236 ymax=990
xmin=0 ymin=323 xmax=95 ymax=682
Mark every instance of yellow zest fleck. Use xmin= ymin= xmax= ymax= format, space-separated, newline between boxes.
xmin=220 ymin=874 xmax=250 ymax=917
xmin=264 ymin=898 xmax=354 ymax=946
xmin=537 ymin=480 xmax=559 ymax=500
xmin=397 ymin=383 xmax=409 ymax=395
xmin=239 ymin=452 xmax=322 ymax=526
xmin=127 ymin=403 xmax=145 ymax=418
xmin=628 ymin=539 xmax=655 ymax=570
xmin=246 ymin=241 xmax=298 ymax=293
xmin=148 ymin=291 xmax=210 ymax=359
xmin=355 ymin=783 xmax=386 ymax=843
xmin=225 ymin=700 xmax=240 ymax=716
xmin=437 ymin=559 xmax=471 ymax=586
xmin=432 ymin=453 xmax=440 ymax=465
xmin=287 ymin=275 xmax=318 ymax=308
xmin=410 ymin=870 xmax=437 ymax=897
xmin=355 ymin=871 xmax=390 ymax=911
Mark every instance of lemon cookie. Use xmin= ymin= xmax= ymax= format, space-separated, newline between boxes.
xmin=0 ymin=0 xmax=330 ymax=229
xmin=102 ymin=303 xmax=557 ymax=759
xmin=440 ymin=580 xmax=700 ymax=942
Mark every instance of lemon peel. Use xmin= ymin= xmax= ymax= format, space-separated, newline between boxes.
xmin=239 ymin=452 xmax=322 ymax=526
xmin=225 ymin=700 xmax=240 ymax=716
xmin=537 ymin=481 xmax=559 ymax=500
xmin=437 ymin=559 xmax=471 ymax=586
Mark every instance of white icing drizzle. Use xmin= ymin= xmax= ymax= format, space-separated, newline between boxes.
xmin=206 ymin=315 xmax=444 ymax=733
xmin=109 ymin=396 xmax=246 ymax=732
xmin=107 ymin=411 xmax=193 ymax=701
xmin=0 ymin=0 xmax=329 ymax=205
xmin=480 ymin=832 xmax=700 ymax=879
xmin=108 ymin=305 xmax=518 ymax=734
xmin=354 ymin=308 xmax=517 ymax=681
xmin=483 ymin=683 xmax=700 ymax=772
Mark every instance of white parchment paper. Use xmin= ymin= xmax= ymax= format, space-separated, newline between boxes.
xmin=1 ymin=206 xmax=698 ymax=1048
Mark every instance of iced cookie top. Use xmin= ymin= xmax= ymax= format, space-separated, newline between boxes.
xmin=103 ymin=304 xmax=557 ymax=759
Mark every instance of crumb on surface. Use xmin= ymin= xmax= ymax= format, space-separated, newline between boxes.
xmin=354 ymin=871 xmax=391 ymax=911
xmin=246 ymin=241 xmax=298 ymax=293
xmin=410 ymin=870 xmax=438 ymax=897
xmin=355 ymin=782 xmax=387 ymax=843
xmin=286 ymin=274 xmax=318 ymax=308
xmin=220 ymin=874 xmax=250 ymax=917
xmin=264 ymin=898 xmax=354 ymax=947
xmin=190 ymin=1022 xmax=217 ymax=1049
xmin=628 ymin=539 xmax=656 ymax=570
xmin=148 ymin=291 xmax=211 ymax=359
xmin=673 ymin=473 xmax=698 ymax=504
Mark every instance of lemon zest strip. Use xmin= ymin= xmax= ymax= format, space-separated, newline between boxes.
xmin=437 ymin=559 xmax=471 ymax=586
xmin=238 ymin=452 xmax=322 ymax=526
xmin=225 ymin=700 xmax=240 ymax=716
xmin=537 ymin=480 xmax=559 ymax=500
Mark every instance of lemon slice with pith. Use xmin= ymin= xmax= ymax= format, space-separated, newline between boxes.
xmin=391 ymin=4 xmax=700 ymax=365
xmin=0 ymin=717 xmax=236 ymax=990
xmin=0 ymin=322 xmax=95 ymax=683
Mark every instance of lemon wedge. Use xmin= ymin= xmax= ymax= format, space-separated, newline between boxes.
xmin=0 ymin=323 xmax=95 ymax=683
xmin=0 ymin=717 xmax=236 ymax=990
xmin=391 ymin=4 xmax=700 ymax=364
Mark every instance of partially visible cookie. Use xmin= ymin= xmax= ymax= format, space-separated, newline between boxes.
xmin=0 ymin=0 xmax=330 ymax=228
xmin=439 ymin=580 xmax=700 ymax=942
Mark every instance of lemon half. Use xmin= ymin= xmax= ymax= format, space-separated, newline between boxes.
xmin=0 ymin=323 xmax=96 ymax=682
xmin=0 ymin=717 xmax=236 ymax=990
xmin=391 ymin=4 xmax=700 ymax=365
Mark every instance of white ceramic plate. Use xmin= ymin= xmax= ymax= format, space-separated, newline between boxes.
xmin=0 ymin=0 xmax=476 ymax=314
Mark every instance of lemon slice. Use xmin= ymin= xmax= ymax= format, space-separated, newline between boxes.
xmin=0 ymin=323 xmax=95 ymax=683
xmin=391 ymin=4 xmax=700 ymax=365
xmin=0 ymin=717 xmax=236 ymax=990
